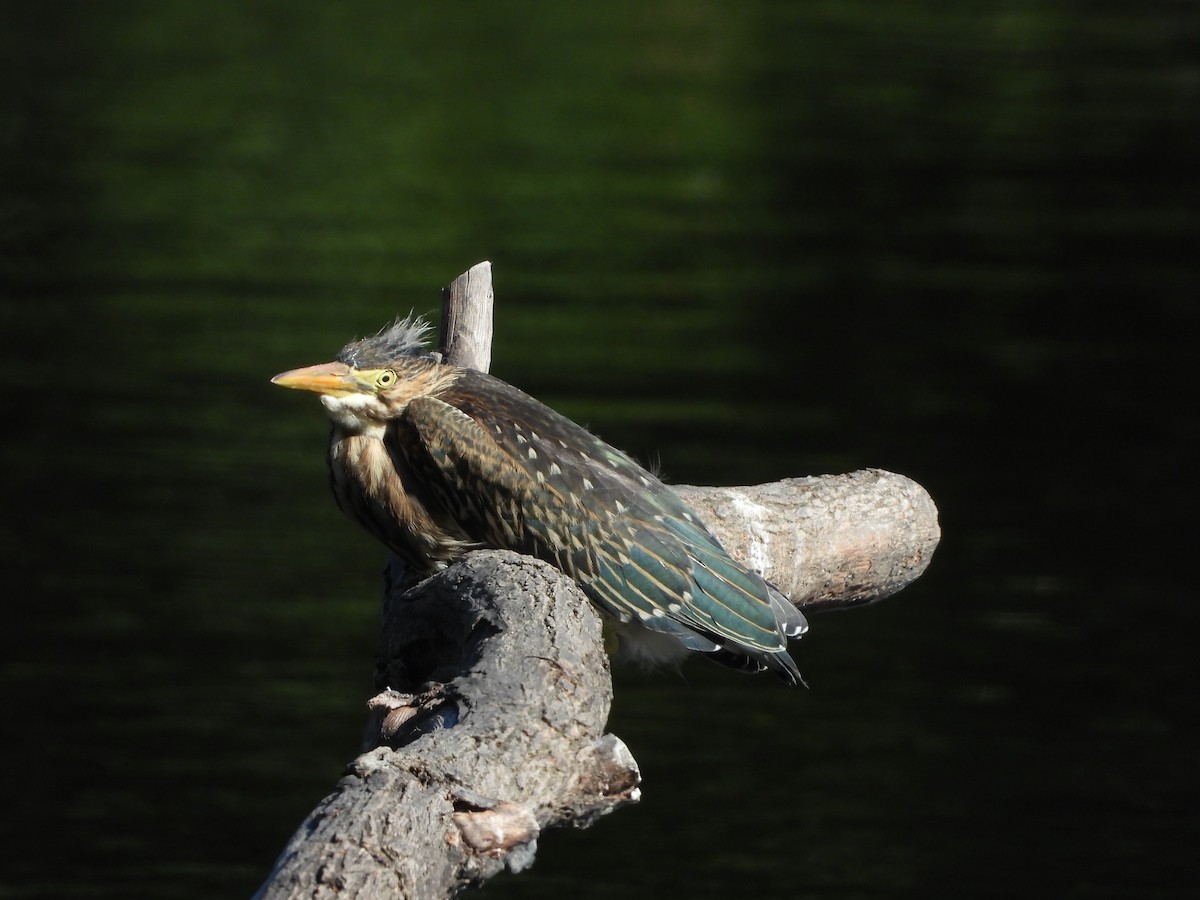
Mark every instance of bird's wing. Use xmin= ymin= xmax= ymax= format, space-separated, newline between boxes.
xmin=395 ymin=374 xmax=800 ymax=673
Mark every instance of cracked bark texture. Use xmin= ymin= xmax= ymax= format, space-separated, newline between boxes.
xmin=255 ymin=551 xmax=640 ymax=900
xmin=673 ymin=469 xmax=939 ymax=614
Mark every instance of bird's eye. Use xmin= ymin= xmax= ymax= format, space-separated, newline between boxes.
xmin=376 ymin=369 xmax=397 ymax=388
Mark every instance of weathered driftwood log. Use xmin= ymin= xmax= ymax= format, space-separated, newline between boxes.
xmin=438 ymin=261 xmax=494 ymax=373
xmin=674 ymin=470 xmax=939 ymax=615
xmin=253 ymin=263 xmax=940 ymax=899
xmin=255 ymin=551 xmax=639 ymax=899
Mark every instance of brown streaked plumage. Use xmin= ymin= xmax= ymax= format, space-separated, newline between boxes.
xmin=273 ymin=314 xmax=807 ymax=683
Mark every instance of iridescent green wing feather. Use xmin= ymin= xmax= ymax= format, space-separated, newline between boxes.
xmin=397 ymin=369 xmax=801 ymax=679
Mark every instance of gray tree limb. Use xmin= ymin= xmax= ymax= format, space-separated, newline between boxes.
xmin=255 ymin=551 xmax=638 ymax=900
xmin=674 ymin=469 xmax=939 ymax=615
xmin=439 ymin=260 xmax=494 ymax=373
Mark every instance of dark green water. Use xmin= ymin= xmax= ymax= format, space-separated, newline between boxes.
xmin=2 ymin=2 xmax=1197 ymax=897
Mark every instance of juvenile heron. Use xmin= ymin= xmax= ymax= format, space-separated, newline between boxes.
xmin=272 ymin=315 xmax=807 ymax=682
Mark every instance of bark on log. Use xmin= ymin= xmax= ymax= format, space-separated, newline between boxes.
xmin=439 ymin=261 xmax=494 ymax=373
xmin=254 ymin=264 xmax=941 ymax=899
xmin=255 ymin=552 xmax=638 ymax=900
xmin=673 ymin=470 xmax=939 ymax=614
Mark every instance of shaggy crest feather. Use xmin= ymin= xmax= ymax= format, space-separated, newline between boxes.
xmin=337 ymin=313 xmax=434 ymax=368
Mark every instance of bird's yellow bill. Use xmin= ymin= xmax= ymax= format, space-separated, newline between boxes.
xmin=271 ymin=361 xmax=358 ymax=397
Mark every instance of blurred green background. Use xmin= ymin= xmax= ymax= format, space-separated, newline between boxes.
xmin=2 ymin=1 xmax=1196 ymax=897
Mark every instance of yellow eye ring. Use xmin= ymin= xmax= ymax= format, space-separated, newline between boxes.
xmin=376 ymin=369 xmax=398 ymax=387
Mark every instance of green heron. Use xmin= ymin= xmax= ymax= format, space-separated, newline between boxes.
xmin=273 ymin=315 xmax=806 ymax=683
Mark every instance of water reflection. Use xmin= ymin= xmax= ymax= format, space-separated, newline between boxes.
xmin=2 ymin=2 xmax=1196 ymax=898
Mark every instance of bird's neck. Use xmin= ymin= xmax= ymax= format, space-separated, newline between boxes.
xmin=330 ymin=430 xmax=395 ymax=498
xmin=320 ymin=393 xmax=389 ymax=437
xmin=327 ymin=426 xmax=474 ymax=571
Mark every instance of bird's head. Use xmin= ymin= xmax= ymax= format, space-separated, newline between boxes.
xmin=272 ymin=314 xmax=449 ymax=434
